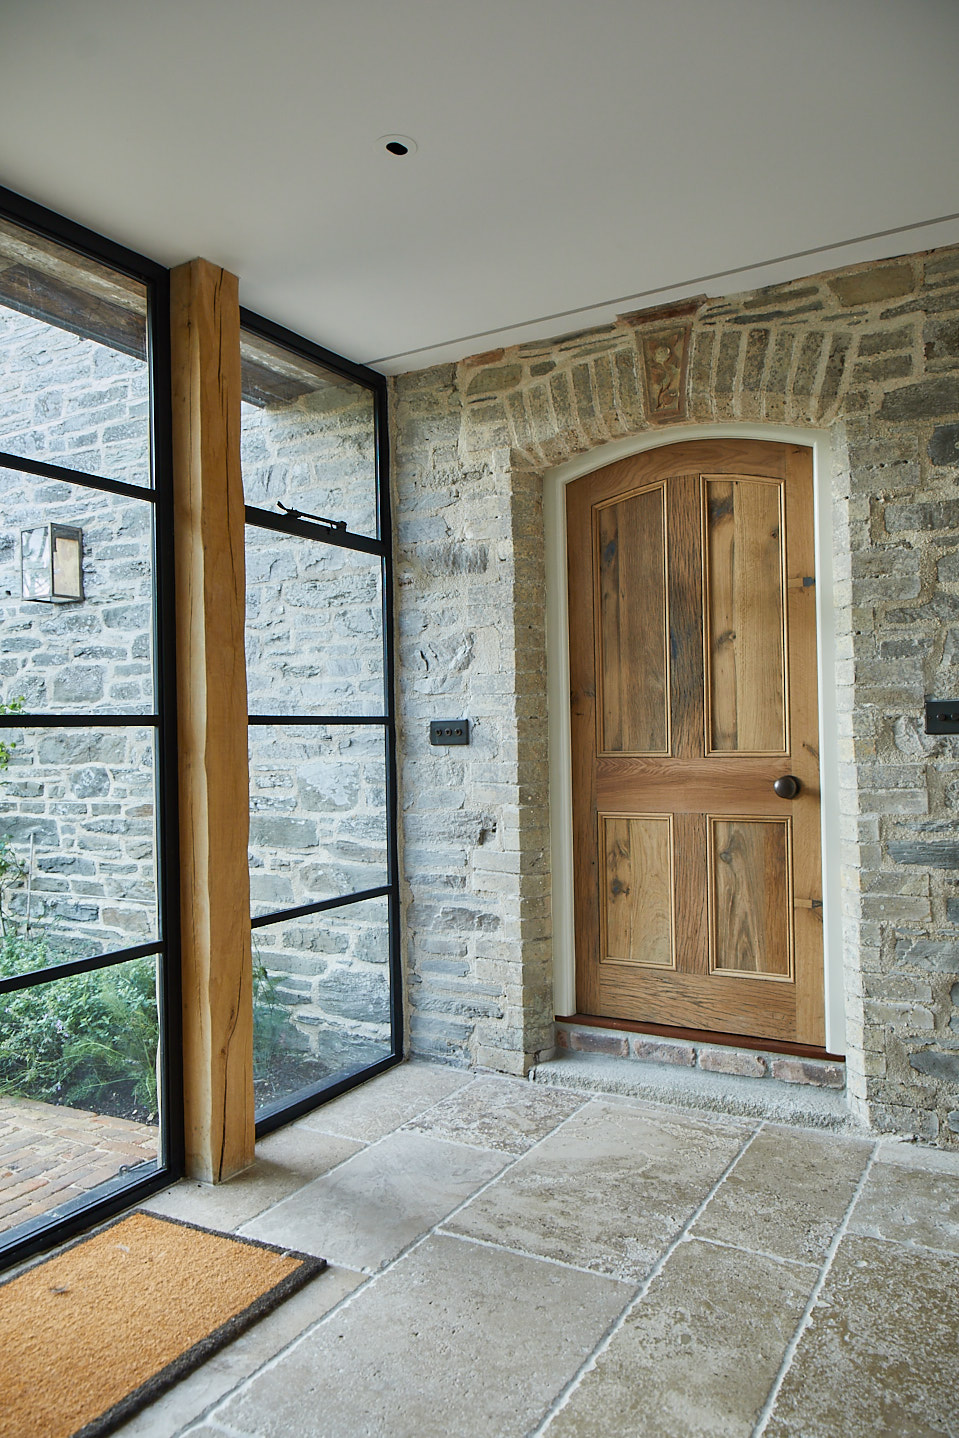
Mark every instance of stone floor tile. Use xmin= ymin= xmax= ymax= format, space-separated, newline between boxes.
xmin=848 ymin=1159 xmax=959 ymax=1255
xmin=765 ymin=1234 xmax=959 ymax=1437
xmin=401 ymin=1073 xmax=585 ymax=1154
xmin=113 ymin=1266 xmax=363 ymax=1438
xmin=292 ymin=1061 xmax=471 ymax=1143
xmin=208 ymin=1234 xmax=632 ymax=1438
xmin=239 ymin=1130 xmax=508 ymax=1270
xmin=691 ymin=1124 xmax=872 ymax=1264
xmin=141 ymin=1129 xmax=363 ymax=1232
xmin=445 ymin=1100 xmax=749 ymax=1281
xmin=543 ymin=1237 xmax=816 ymax=1438
xmin=873 ymin=1137 xmax=959 ymax=1177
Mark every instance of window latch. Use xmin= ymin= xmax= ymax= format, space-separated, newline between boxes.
xmin=277 ymin=501 xmax=346 ymax=532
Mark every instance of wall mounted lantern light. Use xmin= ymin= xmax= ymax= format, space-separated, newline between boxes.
xmin=20 ymin=524 xmax=84 ymax=603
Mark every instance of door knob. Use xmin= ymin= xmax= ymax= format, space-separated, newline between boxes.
xmin=773 ymin=775 xmax=801 ymax=799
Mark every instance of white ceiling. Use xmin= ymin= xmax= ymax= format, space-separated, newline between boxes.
xmin=1 ymin=0 xmax=958 ymax=374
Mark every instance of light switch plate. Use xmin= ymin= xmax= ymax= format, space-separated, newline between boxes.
xmin=924 ymin=700 xmax=959 ymax=734
xmin=430 ymin=720 xmax=470 ymax=746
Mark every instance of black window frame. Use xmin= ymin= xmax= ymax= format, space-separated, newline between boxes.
xmin=239 ymin=307 xmax=402 ymax=1137
xmin=0 ymin=184 xmax=183 ymax=1270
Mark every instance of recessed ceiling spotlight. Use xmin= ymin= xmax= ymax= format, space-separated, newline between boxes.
xmin=376 ymin=135 xmax=418 ymax=157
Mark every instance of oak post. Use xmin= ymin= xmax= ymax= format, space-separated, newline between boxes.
xmin=170 ymin=258 xmax=254 ymax=1182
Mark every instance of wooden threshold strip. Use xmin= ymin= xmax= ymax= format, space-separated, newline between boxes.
xmin=555 ymin=1014 xmax=844 ymax=1063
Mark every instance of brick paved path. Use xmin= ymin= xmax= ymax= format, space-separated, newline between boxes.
xmin=0 ymin=1094 xmax=158 ymax=1234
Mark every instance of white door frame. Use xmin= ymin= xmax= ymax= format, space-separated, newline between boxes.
xmin=545 ymin=423 xmax=845 ymax=1054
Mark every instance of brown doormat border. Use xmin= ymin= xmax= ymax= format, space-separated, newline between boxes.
xmin=1 ymin=1209 xmax=327 ymax=1438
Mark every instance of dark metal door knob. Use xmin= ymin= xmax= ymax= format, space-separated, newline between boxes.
xmin=773 ymin=775 xmax=801 ymax=799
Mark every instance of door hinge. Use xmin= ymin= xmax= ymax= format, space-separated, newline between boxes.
xmin=795 ymin=898 xmax=823 ymax=909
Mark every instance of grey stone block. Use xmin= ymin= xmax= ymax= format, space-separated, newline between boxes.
xmin=858 ymin=326 xmax=914 ymax=356
xmin=0 ymin=816 xmax=59 ymax=845
xmin=909 ymin=1049 xmax=959 ymax=1082
xmin=884 ymin=500 xmax=959 ymax=533
xmin=70 ymin=766 xmax=111 ymax=798
xmin=829 ymin=264 xmax=915 ymax=305
xmin=929 ymin=424 xmax=959 ymax=466
xmin=879 ymin=376 xmax=959 ymax=421
xmin=316 ymin=965 xmax=390 ymax=1022
xmin=249 ymin=816 xmax=319 ymax=849
xmin=36 ymin=855 xmax=95 ymax=876
xmin=295 ymin=761 xmax=359 ymax=813
xmin=888 ymin=841 xmax=959 ymax=868
xmin=49 ymin=900 xmax=100 ymax=924
xmin=924 ymin=316 xmax=959 ymax=367
xmin=853 ymin=354 xmax=913 ymax=383
xmin=896 ymin=938 xmax=959 ymax=972
xmin=52 ymin=667 xmax=104 ymax=703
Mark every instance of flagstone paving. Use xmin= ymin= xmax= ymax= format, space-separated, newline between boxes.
xmin=0 ymin=1094 xmax=158 ymax=1233
xmin=15 ymin=1060 xmax=959 ymax=1438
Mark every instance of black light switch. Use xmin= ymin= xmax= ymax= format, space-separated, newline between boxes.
xmin=430 ymin=720 xmax=470 ymax=746
xmin=924 ymin=700 xmax=959 ymax=734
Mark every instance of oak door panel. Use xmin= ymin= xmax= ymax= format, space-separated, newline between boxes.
xmin=596 ymin=485 xmax=668 ymax=754
xmin=704 ymin=477 xmax=787 ymax=754
xmin=599 ymin=814 xmax=674 ymax=969
xmin=708 ymin=817 xmax=792 ymax=978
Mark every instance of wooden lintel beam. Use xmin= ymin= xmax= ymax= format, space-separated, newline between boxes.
xmin=170 ymin=258 xmax=254 ymax=1183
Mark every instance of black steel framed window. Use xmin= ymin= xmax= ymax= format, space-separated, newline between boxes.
xmin=239 ymin=310 xmax=401 ymax=1135
xmin=0 ymin=187 xmax=181 ymax=1268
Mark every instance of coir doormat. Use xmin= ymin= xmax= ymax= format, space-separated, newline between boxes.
xmin=0 ymin=1209 xmax=326 ymax=1438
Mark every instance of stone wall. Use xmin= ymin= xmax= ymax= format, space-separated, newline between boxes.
xmin=240 ymin=384 xmax=391 ymax=1063
xmin=392 ymin=244 xmax=959 ymax=1142
xmin=0 ymin=307 xmax=156 ymax=950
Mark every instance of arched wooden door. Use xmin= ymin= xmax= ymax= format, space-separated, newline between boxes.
xmin=567 ymin=439 xmax=825 ymax=1046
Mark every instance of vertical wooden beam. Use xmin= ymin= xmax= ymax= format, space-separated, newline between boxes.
xmin=170 ymin=258 xmax=254 ymax=1182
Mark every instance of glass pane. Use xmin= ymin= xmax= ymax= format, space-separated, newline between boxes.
xmin=0 ymin=726 xmax=158 ymax=965
xmin=249 ymin=725 xmax=388 ymax=919
xmin=253 ymin=897 xmax=392 ymax=1114
xmin=709 ymin=817 xmax=792 ymax=977
xmin=0 ymin=956 xmax=161 ymax=1239
xmin=246 ymin=528 xmax=384 ymax=717
xmin=596 ymin=485 xmax=668 ymax=753
xmin=0 ymin=465 xmax=155 ymax=714
xmin=240 ymin=328 xmax=377 ymax=537
xmin=0 ymin=217 xmax=151 ymax=488
xmin=705 ymin=476 xmax=787 ymax=753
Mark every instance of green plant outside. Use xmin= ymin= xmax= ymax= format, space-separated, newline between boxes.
xmin=0 ymin=935 xmax=160 ymax=1119
xmin=0 ymin=695 xmax=22 ymax=773
xmin=0 ymin=932 xmax=296 ymax=1122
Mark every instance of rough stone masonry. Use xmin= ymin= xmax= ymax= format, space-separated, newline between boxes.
xmin=392 ymin=243 xmax=959 ymax=1144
